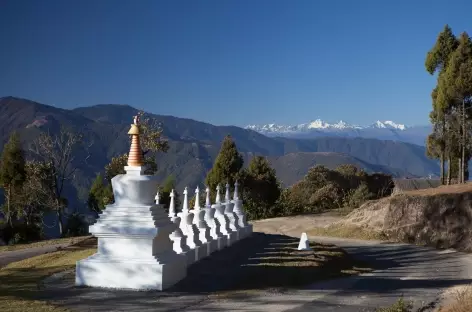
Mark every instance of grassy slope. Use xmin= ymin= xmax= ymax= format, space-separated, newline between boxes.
xmin=307 ymin=224 xmax=389 ymax=241
xmin=0 ymin=247 xmax=95 ymax=311
xmin=307 ymin=183 xmax=472 ymax=243
xmin=439 ymin=285 xmax=472 ymax=312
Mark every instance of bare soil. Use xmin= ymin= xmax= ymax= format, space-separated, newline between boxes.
xmin=403 ymin=182 xmax=472 ymax=196
xmin=0 ymin=236 xmax=92 ymax=252
xmin=251 ymin=212 xmax=342 ymax=237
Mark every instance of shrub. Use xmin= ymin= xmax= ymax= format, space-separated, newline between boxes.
xmin=2 ymin=221 xmax=44 ymax=245
xmin=343 ymin=183 xmax=375 ymax=209
xmin=64 ymin=213 xmax=89 ymax=237
xmin=242 ymin=156 xmax=282 ymax=220
xmin=278 ymin=165 xmax=393 ymax=215
xmin=376 ymin=297 xmax=413 ymax=312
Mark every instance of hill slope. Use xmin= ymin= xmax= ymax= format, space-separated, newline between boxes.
xmin=266 ymin=152 xmax=413 ymax=187
xmin=0 ymin=97 xmax=439 ymax=209
xmin=246 ymin=120 xmax=431 ymax=146
xmin=73 ymin=103 xmax=439 ymax=177
xmin=336 ymin=183 xmax=472 ymax=252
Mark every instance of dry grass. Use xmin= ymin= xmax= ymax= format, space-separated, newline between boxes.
xmin=402 ymin=182 xmax=472 ymax=196
xmin=375 ymin=297 xmax=414 ymax=312
xmin=0 ymin=238 xmax=96 ymax=312
xmin=439 ymin=285 xmax=472 ymax=312
xmin=0 ymin=236 xmax=92 ymax=252
xmin=307 ymin=224 xmax=389 ymax=241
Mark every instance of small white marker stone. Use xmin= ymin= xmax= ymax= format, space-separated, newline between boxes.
xmin=297 ymin=232 xmax=312 ymax=251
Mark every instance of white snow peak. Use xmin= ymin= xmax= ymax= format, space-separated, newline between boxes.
xmin=246 ymin=119 xmax=407 ymax=133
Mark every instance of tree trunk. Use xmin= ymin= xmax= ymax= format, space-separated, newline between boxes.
xmin=440 ymin=153 xmax=445 ymax=184
xmin=461 ymin=99 xmax=465 ymax=183
xmin=57 ymin=210 xmax=64 ymax=237
xmin=6 ymin=185 xmax=13 ymax=227
xmin=466 ymin=159 xmax=470 ymax=181
xmin=25 ymin=207 xmax=31 ymax=227
xmin=458 ymin=157 xmax=462 ymax=184
xmin=441 ymin=119 xmax=446 ymax=185
xmin=447 ymin=156 xmax=452 ymax=185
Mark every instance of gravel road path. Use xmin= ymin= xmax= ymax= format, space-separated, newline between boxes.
xmin=26 ymin=215 xmax=472 ymax=311
xmin=0 ymin=244 xmax=70 ymax=268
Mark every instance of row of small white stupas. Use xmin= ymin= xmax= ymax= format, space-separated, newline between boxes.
xmin=75 ymin=115 xmax=253 ymax=291
xmin=157 ymin=181 xmax=252 ymax=265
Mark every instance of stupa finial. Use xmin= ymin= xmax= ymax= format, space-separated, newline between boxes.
xmin=182 ymin=187 xmax=189 ymax=213
xmin=225 ymin=182 xmax=231 ymax=202
xmin=169 ymin=189 xmax=176 ymax=217
xmin=215 ymin=184 xmax=221 ymax=204
xmin=205 ymin=186 xmax=211 ymax=207
xmin=155 ymin=189 xmax=160 ymax=204
xmin=127 ymin=115 xmax=143 ymax=167
xmin=194 ymin=186 xmax=201 ymax=210
xmin=233 ymin=180 xmax=239 ymax=200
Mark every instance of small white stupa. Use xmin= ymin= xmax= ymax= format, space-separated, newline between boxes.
xmin=213 ymin=184 xmax=233 ymax=247
xmin=297 ymin=232 xmax=312 ymax=251
xmin=75 ymin=115 xmax=187 ymax=290
xmin=223 ymin=182 xmax=239 ymax=245
xmin=232 ymin=180 xmax=253 ymax=240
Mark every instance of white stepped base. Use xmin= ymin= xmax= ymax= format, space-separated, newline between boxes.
xmin=75 ymin=254 xmax=186 ymax=291
xmin=184 ymin=249 xmax=195 ymax=266
xmin=204 ymin=239 xmax=218 ymax=255
xmin=225 ymin=232 xmax=238 ymax=247
xmin=191 ymin=245 xmax=204 ymax=263
xmin=215 ymin=236 xmax=227 ymax=251
xmin=238 ymin=224 xmax=253 ymax=240
xmin=197 ymin=242 xmax=210 ymax=259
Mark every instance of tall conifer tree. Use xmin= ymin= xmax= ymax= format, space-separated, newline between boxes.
xmin=440 ymin=32 xmax=472 ymax=183
xmin=425 ymin=25 xmax=459 ymax=184
xmin=0 ymin=132 xmax=26 ymax=226
xmin=205 ymin=135 xmax=243 ymax=194
xmin=242 ymin=156 xmax=281 ymax=220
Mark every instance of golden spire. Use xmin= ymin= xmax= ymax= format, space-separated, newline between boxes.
xmin=127 ymin=115 xmax=144 ymax=167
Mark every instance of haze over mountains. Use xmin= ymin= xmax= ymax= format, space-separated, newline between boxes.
xmin=246 ymin=120 xmax=431 ymax=146
xmin=0 ymin=96 xmax=439 ymax=209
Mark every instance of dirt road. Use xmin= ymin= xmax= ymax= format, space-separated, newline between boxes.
xmin=32 ymin=213 xmax=472 ymax=311
xmin=0 ymin=244 xmax=70 ymax=268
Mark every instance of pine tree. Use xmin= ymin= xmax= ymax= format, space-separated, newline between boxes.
xmin=0 ymin=132 xmax=26 ymax=226
xmin=87 ymin=173 xmax=113 ymax=215
xmin=425 ymin=25 xmax=459 ymax=184
xmin=440 ymin=32 xmax=472 ymax=183
xmin=159 ymin=175 xmax=180 ymax=210
xmin=205 ymin=135 xmax=244 ymax=194
xmin=425 ymin=25 xmax=458 ymax=74
xmin=242 ymin=156 xmax=281 ymax=220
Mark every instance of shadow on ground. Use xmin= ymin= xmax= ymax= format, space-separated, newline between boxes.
xmin=4 ymin=233 xmax=472 ymax=312
xmin=169 ymin=232 xmax=364 ymax=292
xmin=4 ymin=232 xmax=359 ymax=311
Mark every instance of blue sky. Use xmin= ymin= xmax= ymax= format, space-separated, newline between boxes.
xmin=1 ymin=0 xmax=471 ymax=127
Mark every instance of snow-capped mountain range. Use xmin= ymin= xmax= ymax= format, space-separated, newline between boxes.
xmin=246 ymin=119 xmax=407 ymax=132
xmin=245 ymin=120 xmax=431 ymax=146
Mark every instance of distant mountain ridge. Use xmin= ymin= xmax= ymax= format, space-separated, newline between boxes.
xmin=0 ymin=97 xmax=439 ymax=208
xmin=246 ymin=119 xmax=409 ymax=132
xmin=246 ymin=120 xmax=431 ymax=146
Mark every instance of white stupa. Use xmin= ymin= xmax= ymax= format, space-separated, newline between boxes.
xmin=75 ymin=115 xmax=187 ymax=290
